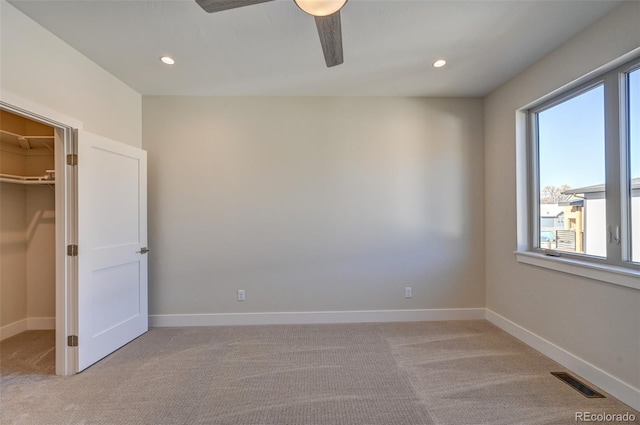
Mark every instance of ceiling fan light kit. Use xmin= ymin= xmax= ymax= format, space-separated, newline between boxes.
xmin=294 ymin=0 xmax=348 ymax=17
xmin=195 ymin=0 xmax=346 ymax=67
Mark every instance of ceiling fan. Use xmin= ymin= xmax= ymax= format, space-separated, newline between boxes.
xmin=195 ymin=0 xmax=347 ymax=67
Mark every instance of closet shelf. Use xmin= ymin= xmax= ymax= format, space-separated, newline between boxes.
xmin=0 ymin=129 xmax=54 ymax=150
xmin=0 ymin=171 xmax=55 ymax=185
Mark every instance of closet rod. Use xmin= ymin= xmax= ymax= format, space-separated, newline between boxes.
xmin=0 ymin=171 xmax=55 ymax=185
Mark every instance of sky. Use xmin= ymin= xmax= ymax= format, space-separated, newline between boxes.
xmin=538 ymin=68 xmax=639 ymax=191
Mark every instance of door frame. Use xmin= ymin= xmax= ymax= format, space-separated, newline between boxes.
xmin=0 ymin=93 xmax=81 ymax=375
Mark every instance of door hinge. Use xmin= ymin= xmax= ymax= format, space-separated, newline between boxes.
xmin=67 ymin=335 xmax=78 ymax=347
xmin=67 ymin=154 xmax=78 ymax=166
xmin=67 ymin=244 xmax=78 ymax=256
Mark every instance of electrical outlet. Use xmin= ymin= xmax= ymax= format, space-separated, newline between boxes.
xmin=237 ymin=289 xmax=245 ymax=301
xmin=404 ymin=287 xmax=412 ymax=298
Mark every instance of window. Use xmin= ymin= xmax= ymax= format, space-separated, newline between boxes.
xmin=629 ymin=68 xmax=640 ymax=262
xmin=536 ymin=85 xmax=605 ymax=256
xmin=527 ymin=56 xmax=640 ymax=273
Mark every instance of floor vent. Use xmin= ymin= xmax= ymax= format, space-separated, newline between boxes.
xmin=551 ymin=372 xmax=605 ymax=398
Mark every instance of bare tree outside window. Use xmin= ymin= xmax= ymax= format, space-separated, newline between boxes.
xmin=540 ymin=184 xmax=572 ymax=204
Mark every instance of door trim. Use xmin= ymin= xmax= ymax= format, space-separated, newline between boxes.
xmin=0 ymin=95 xmax=81 ymax=376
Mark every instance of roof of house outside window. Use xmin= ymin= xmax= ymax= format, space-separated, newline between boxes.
xmin=562 ymin=177 xmax=640 ymax=195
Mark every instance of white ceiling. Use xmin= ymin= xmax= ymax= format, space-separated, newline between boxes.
xmin=9 ymin=0 xmax=621 ymax=96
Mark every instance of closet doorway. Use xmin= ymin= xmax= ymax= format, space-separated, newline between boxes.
xmin=0 ymin=109 xmax=60 ymax=375
xmin=0 ymin=100 xmax=148 ymax=376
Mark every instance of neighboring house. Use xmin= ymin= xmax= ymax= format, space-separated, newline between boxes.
xmin=540 ymin=202 xmax=585 ymax=252
xmin=540 ymin=204 xmax=564 ymax=229
xmin=562 ymin=177 xmax=640 ymax=258
xmin=557 ymin=199 xmax=585 ymax=254
xmin=539 ymin=204 xmax=564 ymax=249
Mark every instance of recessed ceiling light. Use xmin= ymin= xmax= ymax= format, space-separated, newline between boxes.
xmin=433 ymin=59 xmax=447 ymax=68
xmin=160 ymin=56 xmax=175 ymax=65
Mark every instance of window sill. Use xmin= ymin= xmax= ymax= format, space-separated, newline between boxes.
xmin=515 ymin=251 xmax=640 ymax=291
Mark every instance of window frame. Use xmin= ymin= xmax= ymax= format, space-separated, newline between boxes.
xmin=621 ymin=61 xmax=640 ymax=264
xmin=528 ymin=79 xmax=607 ymax=263
xmin=519 ymin=54 xmax=640 ymax=286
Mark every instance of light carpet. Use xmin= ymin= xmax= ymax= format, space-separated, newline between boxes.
xmin=1 ymin=321 xmax=637 ymax=425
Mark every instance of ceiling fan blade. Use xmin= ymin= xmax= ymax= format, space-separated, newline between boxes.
xmin=196 ymin=0 xmax=275 ymax=13
xmin=314 ymin=12 xmax=343 ymax=67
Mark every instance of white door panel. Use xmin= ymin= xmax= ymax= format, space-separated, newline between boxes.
xmin=77 ymin=130 xmax=147 ymax=371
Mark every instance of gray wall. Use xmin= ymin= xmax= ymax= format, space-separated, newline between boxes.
xmin=484 ymin=2 xmax=640 ymax=391
xmin=1 ymin=0 xmax=142 ymax=148
xmin=143 ymin=97 xmax=485 ymax=315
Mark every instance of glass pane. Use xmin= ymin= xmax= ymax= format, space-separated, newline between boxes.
xmin=629 ymin=69 xmax=640 ymax=262
xmin=537 ymin=85 xmax=605 ymax=256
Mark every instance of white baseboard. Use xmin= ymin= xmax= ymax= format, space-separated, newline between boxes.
xmin=0 ymin=316 xmax=56 ymax=341
xmin=150 ymin=308 xmax=486 ymax=327
xmin=486 ymin=309 xmax=640 ymax=411
xmin=0 ymin=319 xmax=27 ymax=341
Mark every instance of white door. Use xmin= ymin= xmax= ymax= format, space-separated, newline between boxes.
xmin=76 ymin=130 xmax=148 ymax=371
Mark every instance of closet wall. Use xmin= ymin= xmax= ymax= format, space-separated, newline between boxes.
xmin=0 ymin=143 xmax=28 ymax=328
xmin=0 ymin=110 xmax=55 ymax=337
xmin=25 ymin=149 xmax=55 ymax=323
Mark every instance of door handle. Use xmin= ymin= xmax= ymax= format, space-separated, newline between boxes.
xmin=137 ymin=247 xmax=149 ymax=254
